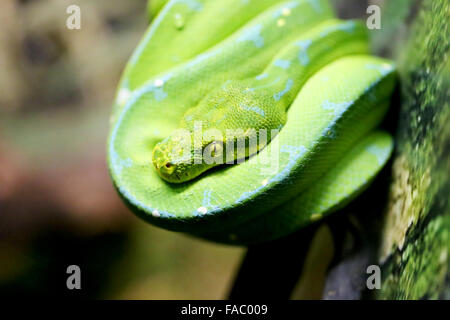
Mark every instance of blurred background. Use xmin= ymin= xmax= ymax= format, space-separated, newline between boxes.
xmin=0 ymin=0 xmax=245 ymax=299
xmin=0 ymin=0 xmax=404 ymax=299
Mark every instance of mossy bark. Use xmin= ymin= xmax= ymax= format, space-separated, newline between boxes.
xmin=376 ymin=0 xmax=449 ymax=299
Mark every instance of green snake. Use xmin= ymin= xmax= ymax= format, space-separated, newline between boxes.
xmin=108 ymin=0 xmax=397 ymax=244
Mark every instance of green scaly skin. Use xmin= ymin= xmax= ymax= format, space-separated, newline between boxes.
xmin=108 ymin=0 xmax=397 ymax=245
xmin=152 ymin=19 xmax=369 ymax=183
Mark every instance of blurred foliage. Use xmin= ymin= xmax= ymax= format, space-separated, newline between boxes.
xmin=0 ymin=0 xmax=243 ymax=299
xmin=369 ymin=0 xmax=420 ymax=57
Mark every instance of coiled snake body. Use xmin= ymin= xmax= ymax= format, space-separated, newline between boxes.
xmin=108 ymin=0 xmax=397 ymax=244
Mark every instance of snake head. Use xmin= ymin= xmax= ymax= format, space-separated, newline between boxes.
xmin=152 ymin=81 xmax=275 ymax=183
xmin=152 ymin=129 xmax=221 ymax=183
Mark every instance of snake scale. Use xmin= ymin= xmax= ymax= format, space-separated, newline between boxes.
xmin=108 ymin=0 xmax=397 ymax=245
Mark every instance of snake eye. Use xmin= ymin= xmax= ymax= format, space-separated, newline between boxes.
xmin=161 ymin=162 xmax=175 ymax=175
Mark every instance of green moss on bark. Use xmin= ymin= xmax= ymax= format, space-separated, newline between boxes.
xmin=377 ymin=0 xmax=449 ymax=299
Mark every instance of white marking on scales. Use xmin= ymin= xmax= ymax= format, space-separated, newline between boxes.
xmin=273 ymin=79 xmax=294 ymax=101
xmin=274 ymin=59 xmax=292 ymax=69
xmin=296 ymin=39 xmax=313 ymax=65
